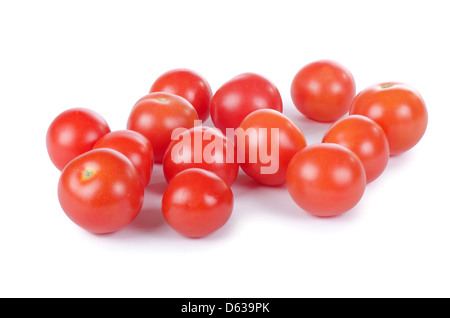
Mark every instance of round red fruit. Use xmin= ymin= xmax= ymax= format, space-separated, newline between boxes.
xmin=93 ymin=130 xmax=154 ymax=187
xmin=322 ymin=115 xmax=389 ymax=183
xmin=291 ymin=60 xmax=356 ymax=122
xmin=46 ymin=108 xmax=110 ymax=170
xmin=127 ymin=92 xmax=199 ymax=163
xmin=58 ymin=148 xmax=144 ymax=234
xmin=150 ymin=68 xmax=213 ymax=122
xmin=210 ymin=73 xmax=283 ymax=134
xmin=349 ymin=82 xmax=428 ymax=155
xmin=237 ymin=109 xmax=307 ymax=186
xmin=286 ymin=143 xmax=366 ymax=217
xmin=162 ymin=168 xmax=234 ymax=238
xmin=163 ymin=126 xmax=239 ymax=186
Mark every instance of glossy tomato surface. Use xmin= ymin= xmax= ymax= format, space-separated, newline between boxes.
xmin=162 ymin=168 xmax=234 ymax=238
xmin=286 ymin=143 xmax=366 ymax=217
xmin=149 ymin=68 xmax=213 ymax=122
xmin=163 ymin=126 xmax=239 ymax=186
xmin=58 ymin=148 xmax=144 ymax=234
xmin=322 ymin=115 xmax=389 ymax=183
xmin=46 ymin=108 xmax=110 ymax=170
xmin=210 ymin=72 xmax=283 ymax=134
xmin=93 ymin=130 xmax=154 ymax=187
xmin=290 ymin=60 xmax=355 ymax=122
xmin=127 ymin=92 xmax=199 ymax=163
xmin=237 ymin=109 xmax=307 ymax=186
xmin=349 ymin=82 xmax=428 ymax=156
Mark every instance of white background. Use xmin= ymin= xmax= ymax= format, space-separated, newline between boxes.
xmin=1 ymin=0 xmax=449 ymax=298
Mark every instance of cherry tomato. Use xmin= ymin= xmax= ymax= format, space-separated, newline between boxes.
xmin=322 ymin=115 xmax=389 ymax=183
xmin=349 ymin=82 xmax=428 ymax=156
xmin=46 ymin=108 xmax=110 ymax=170
xmin=58 ymin=148 xmax=144 ymax=234
xmin=290 ymin=60 xmax=356 ymax=122
xmin=237 ymin=109 xmax=307 ymax=186
xmin=127 ymin=92 xmax=199 ymax=163
xmin=149 ymin=68 xmax=213 ymax=122
xmin=162 ymin=168 xmax=234 ymax=238
xmin=163 ymin=126 xmax=239 ymax=186
xmin=210 ymin=72 xmax=283 ymax=134
xmin=93 ymin=130 xmax=154 ymax=187
xmin=286 ymin=143 xmax=366 ymax=217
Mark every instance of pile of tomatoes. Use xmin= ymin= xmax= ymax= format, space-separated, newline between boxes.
xmin=46 ymin=61 xmax=428 ymax=238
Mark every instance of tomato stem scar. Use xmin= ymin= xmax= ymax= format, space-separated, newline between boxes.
xmin=82 ymin=168 xmax=95 ymax=180
xmin=157 ymin=97 xmax=168 ymax=102
xmin=380 ymin=83 xmax=394 ymax=89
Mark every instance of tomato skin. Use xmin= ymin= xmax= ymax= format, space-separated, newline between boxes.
xmin=286 ymin=143 xmax=366 ymax=217
xmin=163 ymin=126 xmax=239 ymax=186
xmin=349 ymin=82 xmax=428 ymax=156
xmin=237 ymin=109 xmax=307 ymax=186
xmin=290 ymin=60 xmax=356 ymax=122
xmin=127 ymin=92 xmax=199 ymax=163
xmin=46 ymin=108 xmax=110 ymax=170
xmin=58 ymin=148 xmax=144 ymax=234
xmin=93 ymin=130 xmax=154 ymax=187
xmin=210 ymin=73 xmax=283 ymax=134
xmin=149 ymin=68 xmax=213 ymax=122
xmin=322 ymin=115 xmax=389 ymax=183
xmin=162 ymin=168 xmax=233 ymax=238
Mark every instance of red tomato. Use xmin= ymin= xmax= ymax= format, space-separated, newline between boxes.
xmin=127 ymin=92 xmax=199 ymax=163
xmin=149 ymin=68 xmax=213 ymax=122
xmin=286 ymin=143 xmax=366 ymax=217
xmin=162 ymin=168 xmax=234 ymax=238
xmin=93 ymin=130 xmax=154 ymax=187
xmin=322 ymin=115 xmax=389 ymax=183
xmin=349 ymin=82 xmax=428 ymax=155
xmin=210 ymin=73 xmax=283 ymax=134
xmin=58 ymin=148 xmax=144 ymax=234
xmin=46 ymin=108 xmax=110 ymax=170
xmin=237 ymin=109 xmax=307 ymax=186
xmin=290 ymin=60 xmax=356 ymax=122
xmin=163 ymin=126 xmax=239 ymax=186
